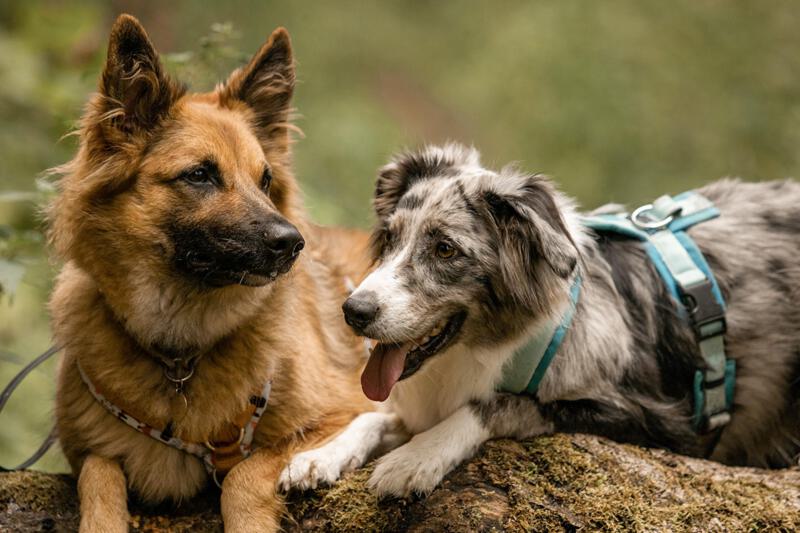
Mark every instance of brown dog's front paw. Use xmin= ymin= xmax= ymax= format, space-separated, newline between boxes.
xmin=78 ymin=455 xmax=130 ymax=533
xmin=79 ymin=513 xmax=129 ymax=533
xmin=221 ymin=493 xmax=281 ymax=533
xmin=221 ymin=452 xmax=285 ymax=533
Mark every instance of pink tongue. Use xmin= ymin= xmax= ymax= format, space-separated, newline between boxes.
xmin=361 ymin=342 xmax=411 ymax=402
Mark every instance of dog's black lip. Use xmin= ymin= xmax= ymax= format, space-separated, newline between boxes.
xmin=200 ymin=271 xmax=267 ymax=287
xmin=184 ymin=254 xmax=298 ymax=287
xmin=398 ymin=311 xmax=467 ymax=381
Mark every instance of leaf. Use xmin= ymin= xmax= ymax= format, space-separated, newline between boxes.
xmin=163 ymin=51 xmax=194 ymax=66
xmin=0 ymin=258 xmax=26 ymax=298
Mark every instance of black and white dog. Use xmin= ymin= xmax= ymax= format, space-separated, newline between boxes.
xmin=279 ymin=144 xmax=800 ymax=497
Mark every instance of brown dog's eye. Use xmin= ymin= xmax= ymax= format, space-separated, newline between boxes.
xmin=185 ymin=168 xmax=209 ymax=183
xmin=435 ymin=241 xmax=457 ymax=259
xmin=261 ymin=167 xmax=273 ymax=193
xmin=180 ymin=162 xmax=218 ymax=186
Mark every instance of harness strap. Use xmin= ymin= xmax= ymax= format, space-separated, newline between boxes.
xmin=498 ymin=273 xmax=582 ymax=394
xmin=584 ymin=191 xmax=735 ymax=433
xmin=77 ymin=361 xmax=271 ymax=483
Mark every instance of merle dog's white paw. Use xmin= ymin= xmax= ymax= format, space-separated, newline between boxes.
xmin=278 ymin=441 xmax=368 ymax=492
xmin=366 ymin=407 xmax=486 ymax=497
xmin=278 ymin=449 xmax=334 ymax=492
xmin=278 ymin=412 xmax=404 ymax=493
xmin=278 ymin=448 xmax=362 ymax=492
xmin=367 ymin=443 xmax=449 ymax=497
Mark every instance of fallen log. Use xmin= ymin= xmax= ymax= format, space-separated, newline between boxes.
xmin=2 ymin=434 xmax=799 ymax=532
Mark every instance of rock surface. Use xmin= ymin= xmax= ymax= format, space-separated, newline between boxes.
xmin=2 ymin=434 xmax=799 ymax=532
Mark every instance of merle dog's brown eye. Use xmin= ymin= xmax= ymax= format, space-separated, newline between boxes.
xmin=435 ymin=242 xmax=457 ymax=259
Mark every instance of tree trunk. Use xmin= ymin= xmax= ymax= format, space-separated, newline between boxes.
xmin=2 ymin=434 xmax=799 ymax=532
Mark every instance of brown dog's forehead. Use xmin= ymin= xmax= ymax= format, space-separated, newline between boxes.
xmin=140 ymin=98 xmax=267 ymax=182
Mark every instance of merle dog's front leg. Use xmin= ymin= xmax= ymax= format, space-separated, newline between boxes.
xmin=369 ymin=394 xmax=553 ymax=497
xmin=278 ymin=412 xmax=408 ymax=492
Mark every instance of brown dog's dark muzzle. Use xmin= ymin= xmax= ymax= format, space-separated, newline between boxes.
xmin=169 ymin=215 xmax=305 ymax=287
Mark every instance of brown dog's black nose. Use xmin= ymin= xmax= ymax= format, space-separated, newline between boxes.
xmin=343 ymin=294 xmax=379 ymax=334
xmin=265 ymin=222 xmax=305 ymax=260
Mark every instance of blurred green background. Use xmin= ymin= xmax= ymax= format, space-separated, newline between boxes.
xmin=2 ymin=1 xmax=799 ymax=472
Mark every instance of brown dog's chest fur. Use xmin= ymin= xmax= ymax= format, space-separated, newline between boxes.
xmin=52 ymin=229 xmax=372 ymax=502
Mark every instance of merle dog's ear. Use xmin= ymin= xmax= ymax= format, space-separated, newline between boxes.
xmin=484 ymin=175 xmax=578 ymax=290
xmin=98 ymin=15 xmax=183 ymax=135
xmin=221 ymin=28 xmax=295 ymax=147
xmin=374 ymin=145 xmax=480 ymax=219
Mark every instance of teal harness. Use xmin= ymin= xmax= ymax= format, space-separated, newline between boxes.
xmin=499 ymin=191 xmax=735 ymax=433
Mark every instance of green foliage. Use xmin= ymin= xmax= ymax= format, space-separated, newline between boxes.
xmin=164 ymin=22 xmax=250 ymax=91
xmin=0 ymin=258 xmax=25 ymax=299
xmin=0 ymin=178 xmax=54 ymax=295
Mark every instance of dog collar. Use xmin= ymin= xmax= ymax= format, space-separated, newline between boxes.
xmin=76 ymin=360 xmax=271 ymax=486
xmin=498 ymin=273 xmax=582 ymax=395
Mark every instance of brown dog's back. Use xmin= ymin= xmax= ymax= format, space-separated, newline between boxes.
xmin=311 ymin=224 xmax=373 ymax=284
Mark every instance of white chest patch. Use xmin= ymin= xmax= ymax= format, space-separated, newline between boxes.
xmin=387 ymin=342 xmax=513 ymax=434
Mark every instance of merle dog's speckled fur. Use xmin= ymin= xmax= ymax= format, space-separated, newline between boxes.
xmin=282 ymin=144 xmax=800 ymax=498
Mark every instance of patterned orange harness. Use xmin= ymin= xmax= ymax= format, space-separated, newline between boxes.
xmin=77 ymin=361 xmax=271 ymax=486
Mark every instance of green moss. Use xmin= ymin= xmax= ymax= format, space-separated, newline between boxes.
xmin=0 ymin=471 xmax=77 ymax=514
xmin=283 ymin=434 xmax=799 ymax=531
xmin=470 ymin=435 xmax=800 ymax=532
xmin=285 ymin=468 xmax=404 ymax=532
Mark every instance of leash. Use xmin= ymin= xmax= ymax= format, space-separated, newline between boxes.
xmin=0 ymin=342 xmax=273 ymax=484
xmin=0 ymin=345 xmax=61 ymax=471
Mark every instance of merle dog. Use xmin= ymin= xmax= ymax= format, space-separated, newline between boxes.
xmin=279 ymin=143 xmax=800 ymax=497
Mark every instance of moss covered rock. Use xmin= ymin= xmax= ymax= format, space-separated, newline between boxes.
xmin=2 ymin=434 xmax=799 ymax=532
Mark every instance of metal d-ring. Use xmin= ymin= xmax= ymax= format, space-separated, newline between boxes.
xmin=630 ymin=203 xmax=675 ymax=230
xmin=163 ymin=358 xmax=196 ymax=393
xmin=205 ymin=427 xmax=245 ymax=451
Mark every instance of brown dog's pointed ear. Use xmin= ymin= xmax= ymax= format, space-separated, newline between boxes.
xmin=99 ymin=14 xmax=182 ymax=134
xmin=221 ymin=28 xmax=295 ymax=146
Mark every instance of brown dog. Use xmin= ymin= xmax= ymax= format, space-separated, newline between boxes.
xmin=48 ymin=14 xmax=372 ymax=532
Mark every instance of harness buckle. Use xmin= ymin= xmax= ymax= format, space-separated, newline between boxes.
xmin=680 ymin=279 xmax=726 ymax=339
xmin=630 ymin=203 xmax=680 ymax=230
xmin=697 ymin=410 xmax=731 ymax=434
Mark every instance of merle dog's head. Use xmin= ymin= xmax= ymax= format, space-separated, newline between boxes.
xmin=344 ymin=144 xmax=581 ymax=401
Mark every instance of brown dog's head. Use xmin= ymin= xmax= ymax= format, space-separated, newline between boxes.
xmin=49 ymin=15 xmax=305 ymax=347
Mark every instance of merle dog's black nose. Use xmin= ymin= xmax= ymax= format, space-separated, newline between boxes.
xmin=265 ymin=222 xmax=305 ymax=260
xmin=343 ymin=295 xmax=379 ymax=333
